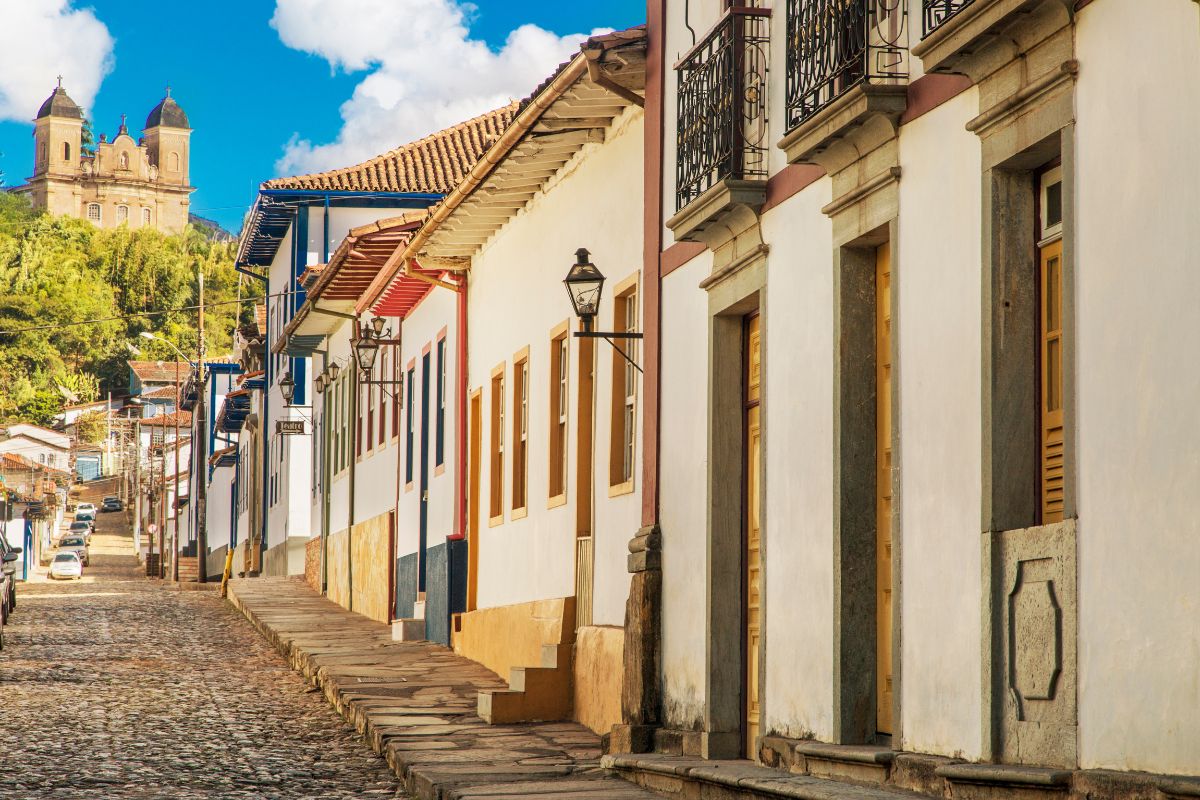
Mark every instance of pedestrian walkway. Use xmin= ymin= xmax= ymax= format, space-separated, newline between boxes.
xmin=0 ymin=512 xmax=406 ymax=799
xmin=227 ymin=576 xmax=659 ymax=800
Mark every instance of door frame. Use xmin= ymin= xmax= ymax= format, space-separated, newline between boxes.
xmin=467 ymin=388 xmax=482 ymax=611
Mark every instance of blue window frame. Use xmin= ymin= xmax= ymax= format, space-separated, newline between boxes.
xmin=435 ymin=338 xmax=446 ymax=467
xmin=405 ymin=366 xmax=415 ymax=484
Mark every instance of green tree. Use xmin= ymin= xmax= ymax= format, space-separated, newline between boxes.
xmin=74 ymin=410 xmax=107 ymax=445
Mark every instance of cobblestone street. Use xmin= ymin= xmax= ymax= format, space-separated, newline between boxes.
xmin=0 ymin=510 xmax=407 ymax=799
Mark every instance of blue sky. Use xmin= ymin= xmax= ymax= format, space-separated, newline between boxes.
xmin=0 ymin=1 xmax=644 ymax=234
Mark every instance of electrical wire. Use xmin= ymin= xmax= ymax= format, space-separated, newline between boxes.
xmin=0 ymin=288 xmax=295 ymax=337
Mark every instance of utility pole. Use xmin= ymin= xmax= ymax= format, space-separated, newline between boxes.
xmin=159 ymin=432 xmax=166 ymax=578
xmin=196 ymin=269 xmax=207 ymax=582
xmin=172 ymin=359 xmax=181 ymax=583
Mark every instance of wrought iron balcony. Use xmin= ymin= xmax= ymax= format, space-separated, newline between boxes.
xmin=784 ymin=0 xmax=909 ymax=131
xmin=674 ymin=7 xmax=771 ymax=212
xmin=922 ymin=0 xmax=974 ymax=37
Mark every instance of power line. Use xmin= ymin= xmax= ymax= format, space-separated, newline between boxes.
xmin=0 ymin=288 xmax=294 ymax=337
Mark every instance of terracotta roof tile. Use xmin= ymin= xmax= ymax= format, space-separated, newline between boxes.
xmin=128 ymin=360 xmax=190 ymax=384
xmin=262 ymin=104 xmax=517 ymax=195
xmin=141 ymin=411 xmax=193 ymax=427
xmin=139 ymin=385 xmax=180 ymax=401
xmin=255 ymin=304 xmax=267 ymax=336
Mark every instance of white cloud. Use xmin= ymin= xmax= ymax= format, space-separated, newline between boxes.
xmin=0 ymin=0 xmax=114 ymax=122
xmin=270 ymin=0 xmax=605 ymax=176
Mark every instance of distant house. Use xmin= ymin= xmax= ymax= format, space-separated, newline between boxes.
xmin=0 ymin=424 xmax=71 ymax=473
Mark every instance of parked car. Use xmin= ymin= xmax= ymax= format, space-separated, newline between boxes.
xmin=58 ymin=536 xmax=89 ymax=567
xmin=75 ymin=502 xmax=96 ymax=515
xmin=101 ymin=496 xmax=122 ymax=512
xmin=49 ymin=552 xmax=82 ymax=581
xmin=0 ymin=531 xmax=19 ymax=614
xmin=67 ymin=521 xmax=92 ymax=543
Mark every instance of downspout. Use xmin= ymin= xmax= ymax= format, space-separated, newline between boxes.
xmin=452 ymin=277 xmax=468 ymax=540
xmin=347 ymin=318 xmax=359 ymax=611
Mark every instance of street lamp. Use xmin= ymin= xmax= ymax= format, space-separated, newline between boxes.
xmin=563 ymin=248 xmax=605 ymax=332
xmin=315 ymin=373 xmax=327 ymax=394
xmin=279 ymin=372 xmax=296 ymax=405
xmin=350 ymin=316 xmax=403 ymax=395
xmin=563 ymin=248 xmax=643 ymax=372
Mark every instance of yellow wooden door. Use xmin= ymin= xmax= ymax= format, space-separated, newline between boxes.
xmin=745 ymin=314 xmax=762 ymax=757
xmin=875 ymin=244 xmax=894 ymax=735
xmin=1040 ymin=239 xmax=1064 ymax=523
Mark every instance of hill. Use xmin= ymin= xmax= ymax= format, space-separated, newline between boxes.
xmin=0 ymin=192 xmax=260 ymax=425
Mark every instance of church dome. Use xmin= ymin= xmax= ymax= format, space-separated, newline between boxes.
xmin=36 ymin=80 xmax=83 ymax=120
xmin=145 ymin=92 xmax=189 ymax=130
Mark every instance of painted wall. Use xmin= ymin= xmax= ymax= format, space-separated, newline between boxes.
xmin=895 ymin=87 xmax=983 ymax=758
xmin=758 ymin=181 xmax=837 ymax=741
xmin=1074 ymin=0 xmax=1200 ymax=776
xmin=658 ymin=252 xmax=711 ymax=730
xmin=394 ymin=288 xmax=456 ymax=617
xmin=466 ymin=108 xmax=643 ymax=623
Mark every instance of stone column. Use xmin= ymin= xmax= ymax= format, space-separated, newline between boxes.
xmin=608 ymin=524 xmax=661 ymax=754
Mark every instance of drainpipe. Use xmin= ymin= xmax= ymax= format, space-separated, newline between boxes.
xmin=453 ymin=278 xmax=468 ymax=540
xmin=347 ymin=318 xmax=359 ymax=611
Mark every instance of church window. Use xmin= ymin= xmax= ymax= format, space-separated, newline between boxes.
xmin=63 ymin=142 xmax=71 ymax=161
xmin=116 ymin=205 xmax=129 ymax=224
xmin=142 ymin=208 xmax=152 ymax=226
xmin=169 ymin=152 xmax=180 ymax=172
xmin=40 ymin=143 xmax=48 ymax=165
xmin=87 ymin=203 xmax=101 ymax=223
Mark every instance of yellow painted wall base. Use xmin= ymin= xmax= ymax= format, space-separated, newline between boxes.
xmin=573 ymin=624 xmax=624 ymax=735
xmin=454 ymin=597 xmax=576 ymax=724
xmin=351 ymin=514 xmax=391 ymax=623
xmin=304 ymin=536 xmax=321 ymax=592
xmin=327 ymin=527 xmax=349 ymax=609
xmin=325 ymin=513 xmax=392 ymax=624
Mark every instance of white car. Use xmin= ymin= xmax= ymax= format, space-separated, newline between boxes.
xmin=75 ymin=503 xmax=96 ymax=514
xmin=49 ymin=552 xmax=82 ymax=580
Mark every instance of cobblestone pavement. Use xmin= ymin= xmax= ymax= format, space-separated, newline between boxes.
xmin=0 ymin=509 xmax=408 ymax=799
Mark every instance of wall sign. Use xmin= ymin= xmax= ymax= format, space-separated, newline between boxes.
xmin=276 ymin=420 xmax=306 ymax=435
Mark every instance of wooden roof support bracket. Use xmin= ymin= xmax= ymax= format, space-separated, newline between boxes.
xmin=583 ymin=49 xmax=644 ymax=109
xmin=407 ymin=259 xmax=463 ymax=293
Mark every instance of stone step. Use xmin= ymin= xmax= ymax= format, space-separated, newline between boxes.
xmin=603 ymin=753 xmax=929 ymax=800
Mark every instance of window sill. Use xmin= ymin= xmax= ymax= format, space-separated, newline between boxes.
xmin=511 ymin=506 xmax=528 ymax=521
xmin=547 ymin=493 xmax=567 ymax=510
xmin=608 ymin=480 xmax=635 ymax=498
xmin=488 ymin=513 xmax=504 ymax=528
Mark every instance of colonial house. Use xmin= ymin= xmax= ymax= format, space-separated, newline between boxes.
xmin=367 ymin=27 xmax=648 ymax=736
xmin=178 ymin=361 xmax=242 ymax=581
xmin=598 ymin=1 xmax=1200 ymax=798
xmin=0 ymin=424 xmax=71 ymax=473
xmin=270 ymin=105 xmax=515 ymax=621
xmin=234 ymin=122 xmax=490 ymax=577
xmin=128 ymin=360 xmax=191 ymax=401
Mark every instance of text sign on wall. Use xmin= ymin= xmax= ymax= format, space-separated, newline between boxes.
xmin=276 ymin=420 xmax=306 ymax=435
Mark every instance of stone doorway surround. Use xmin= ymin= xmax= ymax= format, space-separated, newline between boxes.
xmin=915 ymin=0 xmax=1081 ymax=771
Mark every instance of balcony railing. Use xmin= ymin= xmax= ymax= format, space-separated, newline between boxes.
xmin=785 ymin=0 xmax=909 ymax=130
xmin=922 ymin=0 xmax=974 ymax=37
xmin=675 ymin=7 xmax=771 ymax=212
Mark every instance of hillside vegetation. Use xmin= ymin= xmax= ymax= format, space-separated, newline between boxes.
xmin=0 ymin=193 xmax=258 ymax=424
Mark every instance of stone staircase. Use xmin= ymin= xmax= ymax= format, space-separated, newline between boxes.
xmin=478 ymin=640 xmax=573 ymax=724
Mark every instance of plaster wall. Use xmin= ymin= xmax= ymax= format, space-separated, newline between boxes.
xmin=658 ymin=252 xmax=712 ymax=730
xmin=466 ymin=109 xmax=643 ymax=624
xmin=395 ymin=287 xmax=457 ymax=568
xmin=1074 ymin=0 xmax=1200 ymax=776
xmin=305 ymin=206 xmax=407 ymax=266
xmin=323 ymin=325 xmax=354 ymax=533
xmin=204 ymin=464 xmax=235 ymax=568
xmin=894 ymin=88 xmax=983 ymax=758
xmin=758 ymin=180 xmax=836 ymax=741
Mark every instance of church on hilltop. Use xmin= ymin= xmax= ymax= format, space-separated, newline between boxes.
xmin=16 ymin=79 xmax=194 ymax=234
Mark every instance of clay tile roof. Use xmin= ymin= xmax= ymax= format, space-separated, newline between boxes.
xmin=141 ymin=411 xmax=192 ymax=427
xmin=262 ymin=104 xmax=518 ymax=195
xmin=128 ymin=360 xmax=191 ymax=384
xmin=254 ymin=304 xmax=267 ymax=335
xmin=139 ymin=385 xmax=180 ymax=401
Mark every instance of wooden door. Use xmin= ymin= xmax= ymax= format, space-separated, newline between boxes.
xmin=467 ymin=391 xmax=482 ymax=611
xmin=744 ymin=314 xmax=762 ymax=757
xmin=1040 ymin=239 xmax=1064 ymax=523
xmin=875 ymin=243 xmax=894 ymax=736
xmin=574 ymin=334 xmax=595 ymax=629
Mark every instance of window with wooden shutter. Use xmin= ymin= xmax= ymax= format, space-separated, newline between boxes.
xmin=512 ymin=349 xmax=529 ymax=516
xmin=609 ymin=274 xmax=639 ymax=493
xmin=548 ymin=322 xmax=569 ymax=504
xmin=489 ymin=364 xmax=505 ymax=524
xmin=1039 ymin=166 xmax=1065 ymax=523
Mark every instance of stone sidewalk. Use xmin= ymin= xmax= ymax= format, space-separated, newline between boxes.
xmin=227 ymin=577 xmax=658 ymax=800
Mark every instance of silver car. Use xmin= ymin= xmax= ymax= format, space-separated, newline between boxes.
xmin=58 ymin=536 xmax=89 ymax=567
xmin=49 ymin=552 xmax=82 ymax=580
